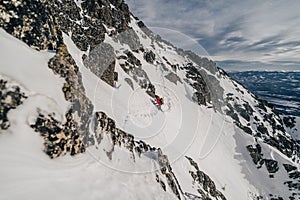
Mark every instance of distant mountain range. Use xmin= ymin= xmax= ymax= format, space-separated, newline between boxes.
xmin=229 ymin=71 xmax=300 ymax=117
xmin=217 ymin=60 xmax=300 ymax=72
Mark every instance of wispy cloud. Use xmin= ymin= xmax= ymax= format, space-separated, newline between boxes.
xmin=126 ymin=0 xmax=300 ymax=69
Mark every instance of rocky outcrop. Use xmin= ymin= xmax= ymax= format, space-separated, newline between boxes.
xmin=0 ymin=0 xmax=60 ymax=51
xmin=116 ymin=29 xmax=141 ymax=50
xmin=186 ymin=156 xmax=226 ymax=200
xmin=246 ymin=144 xmax=264 ymax=168
xmin=124 ymin=78 xmax=134 ymax=90
xmin=282 ymin=116 xmax=296 ymax=129
xmin=225 ymin=78 xmax=300 ymax=165
xmin=247 ymin=143 xmax=299 ymax=198
xmin=144 ymin=50 xmax=156 ymax=64
xmin=118 ymin=49 xmax=157 ymax=97
xmin=0 ymin=0 xmax=132 ymax=87
xmin=183 ymin=63 xmax=210 ymax=106
xmin=0 ymin=79 xmax=27 ymax=130
xmin=283 ymin=163 xmax=300 ymax=195
xmin=48 ymin=45 xmax=94 ymax=146
xmin=31 ymin=112 xmax=86 ymax=158
xmin=1 ymin=0 xmax=299 ymax=199
xmin=165 ymin=72 xmax=182 ymax=85
xmin=30 ymin=43 xmax=94 ymax=158
xmin=83 ymin=43 xmax=117 ymax=87
xmin=94 ymin=111 xmax=185 ymax=199
xmin=247 ymin=144 xmax=279 ymax=175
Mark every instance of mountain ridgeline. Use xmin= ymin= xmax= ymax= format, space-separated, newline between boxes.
xmin=0 ymin=0 xmax=299 ymax=199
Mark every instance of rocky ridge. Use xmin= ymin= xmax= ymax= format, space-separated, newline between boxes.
xmin=0 ymin=0 xmax=299 ymax=199
xmin=0 ymin=78 xmax=27 ymax=130
xmin=0 ymin=0 xmax=226 ymax=199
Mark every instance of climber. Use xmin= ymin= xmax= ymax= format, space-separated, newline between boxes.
xmin=154 ymin=95 xmax=164 ymax=111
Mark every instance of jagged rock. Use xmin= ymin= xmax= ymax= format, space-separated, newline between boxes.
xmin=234 ymin=103 xmax=250 ymax=122
xmin=226 ymin=82 xmax=299 ymax=163
xmin=184 ymin=51 xmax=219 ymax=75
xmin=0 ymin=0 xmax=60 ymax=50
xmin=185 ymin=156 xmax=227 ymax=200
xmin=165 ymin=72 xmax=182 ymax=85
xmin=48 ymin=44 xmax=94 ymax=147
xmin=284 ymin=180 xmax=300 ymax=194
xmin=124 ymin=78 xmax=134 ymax=90
xmin=183 ymin=63 xmax=210 ymax=106
xmin=2 ymin=0 xmax=299 ymax=199
xmin=116 ymin=29 xmax=141 ymax=50
xmin=101 ymin=61 xmax=117 ymax=87
xmin=118 ymin=50 xmax=157 ymax=95
xmin=81 ymin=0 xmax=131 ymax=33
xmin=226 ymin=104 xmax=240 ymax=123
xmin=146 ymin=83 xmax=156 ymax=98
xmin=270 ymin=197 xmax=284 ymax=200
xmin=83 ymin=42 xmax=116 ymax=87
xmin=184 ymin=192 xmax=202 ymax=200
xmin=264 ymin=159 xmax=279 ymax=174
xmin=257 ymin=124 xmax=268 ymax=135
xmin=246 ymin=144 xmax=264 ymax=167
xmin=124 ymin=50 xmax=142 ymax=66
xmin=31 ymin=44 xmax=94 ymax=158
xmin=266 ymin=135 xmax=298 ymax=159
xmin=0 ymin=79 xmax=27 ymax=130
xmin=283 ymin=116 xmax=296 ymax=129
xmin=192 ymin=92 xmax=206 ymax=105
xmin=31 ymin=113 xmax=86 ymax=159
xmin=237 ymin=123 xmax=253 ymax=135
xmin=156 ymin=174 xmax=167 ymax=191
xmin=144 ymin=50 xmax=156 ymax=64
xmin=288 ymin=171 xmax=300 ymax=179
xmin=137 ymin=21 xmax=145 ymax=28
xmin=283 ymin=164 xmax=297 ymax=173
xmin=282 ymin=163 xmax=300 ymax=182
xmin=94 ymin=112 xmax=185 ymax=199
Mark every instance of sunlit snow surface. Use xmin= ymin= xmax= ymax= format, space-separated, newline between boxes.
xmin=0 ymin=11 xmax=299 ymax=199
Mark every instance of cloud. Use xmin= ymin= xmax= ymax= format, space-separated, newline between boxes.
xmin=126 ymin=0 xmax=300 ymax=69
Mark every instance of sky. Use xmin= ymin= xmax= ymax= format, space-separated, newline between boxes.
xmin=126 ymin=0 xmax=300 ymax=71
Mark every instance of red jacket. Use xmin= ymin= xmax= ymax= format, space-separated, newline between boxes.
xmin=155 ymin=96 xmax=163 ymax=105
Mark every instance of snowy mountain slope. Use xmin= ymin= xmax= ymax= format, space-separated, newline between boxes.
xmin=0 ymin=0 xmax=299 ymax=200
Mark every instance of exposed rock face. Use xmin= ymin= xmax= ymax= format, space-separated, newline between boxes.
xmin=225 ymin=77 xmax=300 ymax=166
xmin=165 ymin=72 xmax=182 ymax=85
xmin=157 ymin=148 xmax=183 ymax=199
xmin=246 ymin=144 xmax=264 ymax=167
xmin=1 ymin=0 xmax=299 ymax=199
xmin=0 ymin=0 xmax=60 ymax=50
xmin=28 ymin=43 xmax=94 ymax=158
xmin=83 ymin=42 xmax=117 ymax=87
xmin=283 ymin=163 xmax=300 ymax=196
xmin=124 ymin=77 xmax=134 ymax=90
xmin=283 ymin=116 xmax=296 ymax=129
xmin=48 ymin=45 xmax=94 ymax=146
xmin=93 ymin=111 xmax=184 ymax=199
xmin=0 ymin=0 xmax=131 ymax=87
xmin=0 ymin=79 xmax=27 ymax=130
xmin=183 ymin=63 xmax=210 ymax=106
xmin=117 ymin=49 xmax=157 ymax=97
xmin=185 ymin=156 xmax=226 ymax=200
xmin=116 ymin=29 xmax=141 ymax=50
xmin=93 ymin=110 xmax=233 ymax=199
xmin=247 ymin=142 xmax=299 ymax=198
xmin=144 ymin=50 xmax=156 ymax=64
xmin=264 ymin=159 xmax=279 ymax=174
xmin=31 ymin=112 xmax=86 ymax=158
